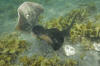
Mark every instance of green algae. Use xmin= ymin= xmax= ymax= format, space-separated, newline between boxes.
xmin=0 ymin=32 xmax=80 ymax=66
xmin=44 ymin=6 xmax=91 ymax=31
xmin=0 ymin=32 xmax=28 ymax=66
xmin=70 ymin=21 xmax=100 ymax=43
xmin=42 ymin=3 xmax=99 ymax=43
xmin=0 ymin=1 xmax=99 ymax=66
xmin=20 ymin=55 xmax=78 ymax=66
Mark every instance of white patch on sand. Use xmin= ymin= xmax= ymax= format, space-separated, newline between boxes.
xmin=93 ymin=42 xmax=100 ymax=51
xmin=64 ymin=45 xmax=76 ymax=56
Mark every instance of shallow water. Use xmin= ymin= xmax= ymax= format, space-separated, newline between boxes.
xmin=0 ymin=0 xmax=99 ymax=34
xmin=0 ymin=0 xmax=100 ymax=66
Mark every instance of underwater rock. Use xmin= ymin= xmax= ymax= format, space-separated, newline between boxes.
xmin=64 ymin=45 xmax=76 ymax=56
xmin=16 ymin=2 xmax=44 ymax=33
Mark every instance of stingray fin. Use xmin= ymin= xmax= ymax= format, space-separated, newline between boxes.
xmin=39 ymin=34 xmax=53 ymax=44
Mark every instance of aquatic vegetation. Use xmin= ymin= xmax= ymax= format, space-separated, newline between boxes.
xmin=0 ymin=32 xmax=27 ymax=66
xmin=0 ymin=1 xmax=100 ymax=66
xmin=45 ymin=17 xmax=64 ymax=31
xmin=45 ymin=6 xmax=90 ymax=32
xmin=70 ymin=21 xmax=100 ymax=43
xmin=81 ymin=37 xmax=94 ymax=50
xmin=0 ymin=32 xmax=78 ymax=66
xmin=41 ymin=6 xmax=99 ymax=45
xmin=43 ymin=7 xmax=93 ymax=44
xmin=20 ymin=55 xmax=78 ymax=66
xmin=63 ymin=59 xmax=77 ymax=66
xmin=20 ymin=55 xmax=60 ymax=66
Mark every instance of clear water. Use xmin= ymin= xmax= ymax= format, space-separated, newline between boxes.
xmin=0 ymin=0 xmax=100 ymax=66
xmin=1 ymin=0 xmax=100 ymax=34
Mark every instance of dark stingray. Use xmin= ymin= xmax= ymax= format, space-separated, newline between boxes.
xmin=32 ymin=25 xmax=64 ymax=50
xmin=32 ymin=15 xmax=77 ymax=50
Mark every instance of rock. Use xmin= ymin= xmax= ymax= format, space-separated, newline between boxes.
xmin=16 ymin=2 xmax=44 ymax=33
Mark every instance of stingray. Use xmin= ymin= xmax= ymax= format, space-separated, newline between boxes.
xmin=31 ymin=15 xmax=77 ymax=50
xmin=32 ymin=25 xmax=65 ymax=50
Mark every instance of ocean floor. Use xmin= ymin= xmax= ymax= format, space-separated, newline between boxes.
xmin=0 ymin=0 xmax=100 ymax=66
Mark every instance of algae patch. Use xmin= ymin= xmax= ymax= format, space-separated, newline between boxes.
xmin=0 ymin=32 xmax=28 ymax=66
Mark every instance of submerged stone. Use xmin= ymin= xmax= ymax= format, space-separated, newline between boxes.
xmin=16 ymin=2 xmax=44 ymax=33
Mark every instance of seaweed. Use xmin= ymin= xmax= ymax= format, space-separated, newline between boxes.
xmin=45 ymin=6 xmax=90 ymax=32
xmin=20 ymin=55 xmax=78 ymax=66
xmin=81 ymin=37 xmax=94 ymax=50
xmin=64 ymin=59 xmax=77 ymax=66
xmin=70 ymin=21 xmax=100 ymax=43
xmin=0 ymin=32 xmax=27 ymax=66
